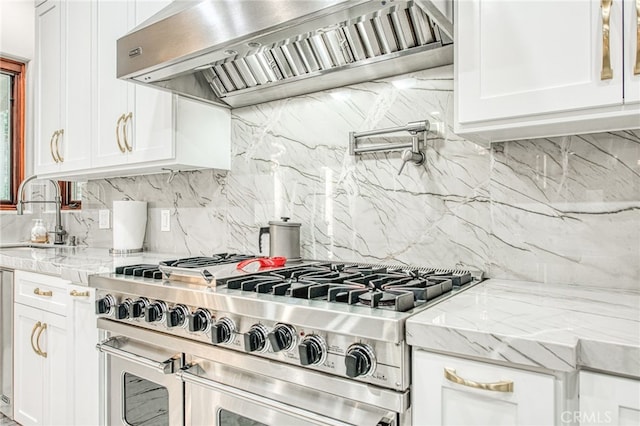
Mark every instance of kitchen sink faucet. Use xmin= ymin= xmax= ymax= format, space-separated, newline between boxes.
xmin=16 ymin=175 xmax=67 ymax=245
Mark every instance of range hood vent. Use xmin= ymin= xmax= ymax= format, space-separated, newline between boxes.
xmin=117 ymin=0 xmax=453 ymax=108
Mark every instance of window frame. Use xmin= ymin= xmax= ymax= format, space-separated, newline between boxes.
xmin=0 ymin=57 xmax=26 ymax=210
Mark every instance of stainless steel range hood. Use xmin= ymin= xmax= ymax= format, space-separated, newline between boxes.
xmin=117 ymin=0 xmax=453 ymax=108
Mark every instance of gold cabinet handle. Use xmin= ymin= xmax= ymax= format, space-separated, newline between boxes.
xmin=33 ymin=287 xmax=53 ymax=297
xmin=70 ymin=289 xmax=90 ymax=297
xmin=116 ymin=113 xmax=126 ymax=153
xmin=635 ymin=0 xmax=640 ymax=74
xmin=55 ymin=128 xmax=64 ymax=162
xmin=601 ymin=0 xmax=613 ymax=80
xmin=49 ymin=130 xmax=60 ymax=163
xmin=30 ymin=321 xmax=43 ymax=356
xmin=122 ymin=112 xmax=133 ymax=152
xmin=36 ymin=322 xmax=47 ymax=358
xmin=444 ymin=368 xmax=514 ymax=393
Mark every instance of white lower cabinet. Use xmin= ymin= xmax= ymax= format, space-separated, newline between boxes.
xmin=412 ymin=350 xmax=557 ymax=426
xmin=13 ymin=271 xmax=99 ymax=426
xmin=579 ymin=371 xmax=640 ymax=426
xmin=14 ymin=303 xmax=67 ymax=426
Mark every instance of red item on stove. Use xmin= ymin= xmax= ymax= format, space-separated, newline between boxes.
xmin=236 ymin=256 xmax=287 ymax=271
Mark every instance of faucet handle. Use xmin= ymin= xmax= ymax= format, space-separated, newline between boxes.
xmin=397 ymin=149 xmax=425 ymax=175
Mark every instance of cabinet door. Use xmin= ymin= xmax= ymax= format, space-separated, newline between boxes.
xmin=34 ymin=0 xmax=62 ymax=175
xmin=58 ymin=0 xmax=92 ymax=172
xmin=579 ymin=371 xmax=640 ymax=425
xmin=624 ymin=0 xmax=640 ymax=103
xmin=93 ymin=0 xmax=135 ymax=168
xmin=412 ymin=350 xmax=556 ymax=426
xmin=66 ymin=285 xmax=99 ymax=426
xmin=126 ymin=0 xmax=173 ymax=165
xmin=14 ymin=303 xmax=45 ymax=426
xmin=456 ymin=0 xmax=624 ymax=124
xmin=40 ymin=309 xmax=67 ymax=426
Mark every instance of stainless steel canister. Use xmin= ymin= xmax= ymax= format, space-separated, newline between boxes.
xmin=259 ymin=217 xmax=301 ymax=262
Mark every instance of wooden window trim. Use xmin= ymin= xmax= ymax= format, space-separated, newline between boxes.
xmin=0 ymin=57 xmax=25 ymax=210
xmin=60 ymin=181 xmax=81 ymax=210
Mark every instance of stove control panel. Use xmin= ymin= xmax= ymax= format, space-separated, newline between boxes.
xmin=93 ymin=291 xmax=409 ymax=390
xmin=211 ymin=317 xmax=236 ymax=345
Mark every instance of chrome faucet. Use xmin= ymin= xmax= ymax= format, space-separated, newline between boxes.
xmin=16 ymin=175 xmax=67 ymax=245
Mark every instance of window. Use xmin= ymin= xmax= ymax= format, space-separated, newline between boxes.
xmin=60 ymin=181 xmax=83 ymax=209
xmin=0 ymin=57 xmax=25 ymax=209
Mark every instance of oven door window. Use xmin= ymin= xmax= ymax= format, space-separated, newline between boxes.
xmin=218 ymin=408 xmax=267 ymax=426
xmin=123 ymin=373 xmax=170 ymax=426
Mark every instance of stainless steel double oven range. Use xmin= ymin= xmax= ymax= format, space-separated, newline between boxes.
xmin=90 ymin=254 xmax=482 ymax=426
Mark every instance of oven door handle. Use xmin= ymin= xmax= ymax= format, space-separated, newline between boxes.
xmin=177 ymin=366 xmax=353 ymax=426
xmin=96 ymin=337 xmax=179 ymax=374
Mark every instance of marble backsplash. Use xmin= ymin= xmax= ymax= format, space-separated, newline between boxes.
xmin=2 ymin=66 xmax=639 ymax=289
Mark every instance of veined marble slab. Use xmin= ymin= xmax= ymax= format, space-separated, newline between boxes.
xmin=406 ymin=279 xmax=640 ymax=378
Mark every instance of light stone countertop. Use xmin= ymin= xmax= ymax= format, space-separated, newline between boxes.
xmin=406 ymin=279 xmax=640 ymax=378
xmin=0 ymin=244 xmax=184 ymax=284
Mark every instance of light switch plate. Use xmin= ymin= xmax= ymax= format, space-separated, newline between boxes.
xmin=99 ymin=209 xmax=110 ymax=229
xmin=161 ymin=210 xmax=171 ymax=232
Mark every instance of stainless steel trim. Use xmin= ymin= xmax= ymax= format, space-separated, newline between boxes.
xmin=0 ymin=269 xmax=13 ymax=420
xmin=96 ymin=336 xmax=179 ymax=374
xmin=97 ymin=318 xmax=410 ymax=413
xmin=179 ymin=368 xmax=353 ymax=426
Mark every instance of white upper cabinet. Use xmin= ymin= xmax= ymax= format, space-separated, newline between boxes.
xmin=35 ymin=0 xmax=231 ymax=180
xmin=34 ymin=0 xmax=91 ymax=175
xmin=455 ymin=0 xmax=640 ymax=144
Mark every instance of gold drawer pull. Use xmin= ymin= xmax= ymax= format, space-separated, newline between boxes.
xmin=33 ymin=287 xmax=53 ymax=297
xmin=444 ymin=368 xmax=514 ymax=393
xmin=70 ymin=289 xmax=90 ymax=297
xmin=49 ymin=130 xmax=60 ymax=163
xmin=36 ymin=323 xmax=47 ymax=358
xmin=30 ymin=321 xmax=42 ymax=356
xmin=601 ymin=0 xmax=613 ymax=80
xmin=122 ymin=112 xmax=133 ymax=152
xmin=116 ymin=113 xmax=127 ymax=153
xmin=635 ymin=0 xmax=640 ymax=74
xmin=55 ymin=128 xmax=64 ymax=162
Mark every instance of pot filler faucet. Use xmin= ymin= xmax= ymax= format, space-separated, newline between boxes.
xmin=16 ymin=175 xmax=67 ymax=245
xmin=348 ymin=120 xmax=431 ymax=175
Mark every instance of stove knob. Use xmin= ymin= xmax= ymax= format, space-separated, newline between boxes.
xmin=243 ymin=324 xmax=269 ymax=353
xmin=114 ymin=299 xmax=132 ymax=320
xmin=211 ymin=317 xmax=236 ymax=345
xmin=345 ymin=343 xmax=376 ymax=378
xmin=267 ymin=323 xmax=296 ymax=352
xmin=145 ymin=301 xmax=167 ymax=323
xmin=188 ymin=309 xmax=211 ymax=333
xmin=167 ymin=305 xmax=188 ymax=328
xmin=95 ymin=295 xmax=115 ymax=315
xmin=131 ymin=298 xmax=149 ymax=319
xmin=298 ymin=335 xmax=326 ymax=366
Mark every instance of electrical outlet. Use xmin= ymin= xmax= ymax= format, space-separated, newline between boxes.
xmin=161 ymin=210 xmax=171 ymax=232
xmin=99 ymin=210 xmax=110 ymax=229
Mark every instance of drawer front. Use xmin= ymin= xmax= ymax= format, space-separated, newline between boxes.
xmin=412 ymin=349 xmax=557 ymax=426
xmin=15 ymin=270 xmax=70 ymax=315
